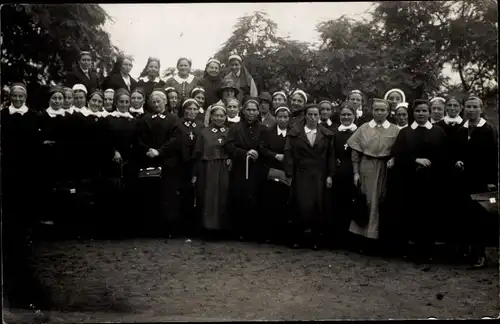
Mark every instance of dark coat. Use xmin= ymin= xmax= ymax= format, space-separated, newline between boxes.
xmin=259 ymin=126 xmax=287 ymax=171
xmin=260 ymin=113 xmax=277 ymax=129
xmin=284 ymin=125 xmax=336 ymax=229
xmin=136 ymin=77 xmax=166 ymax=113
xmin=65 ymin=66 xmax=101 ymax=93
xmin=355 ymin=111 xmax=373 ymax=127
xmin=200 ymin=75 xmax=222 ymax=109
xmin=102 ymin=73 xmax=138 ymax=92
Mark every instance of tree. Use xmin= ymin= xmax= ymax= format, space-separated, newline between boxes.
xmin=1 ymin=4 xmax=120 ymax=107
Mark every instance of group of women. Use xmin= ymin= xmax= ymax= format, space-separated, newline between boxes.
xmin=2 ymin=52 xmax=498 ymax=274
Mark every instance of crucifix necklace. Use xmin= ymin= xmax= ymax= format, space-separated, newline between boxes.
xmin=188 ymin=132 xmax=194 ymax=140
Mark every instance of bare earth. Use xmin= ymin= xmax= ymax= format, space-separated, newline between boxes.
xmin=3 ymin=238 xmax=499 ymax=322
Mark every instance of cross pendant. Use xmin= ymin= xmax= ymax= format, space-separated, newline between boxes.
xmin=218 ymin=138 xmax=222 ymax=144
xmin=188 ymin=132 xmax=194 ymax=140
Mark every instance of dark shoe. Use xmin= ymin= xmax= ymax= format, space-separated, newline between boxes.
xmin=469 ymin=256 xmax=486 ymax=269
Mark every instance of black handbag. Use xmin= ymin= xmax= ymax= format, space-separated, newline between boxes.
xmin=138 ymin=166 xmax=162 ymax=179
xmin=267 ymin=168 xmax=291 ymax=186
xmin=351 ymin=185 xmax=369 ymax=227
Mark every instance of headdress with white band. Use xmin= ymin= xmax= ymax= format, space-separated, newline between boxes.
xmin=164 ymin=87 xmax=177 ymax=94
xmin=384 ymin=88 xmax=406 ymax=103
xmin=104 ymin=88 xmax=115 ymax=94
xmin=182 ymin=98 xmax=199 ymax=108
xmin=10 ymin=83 xmax=27 ymax=95
xmin=395 ymin=102 xmax=409 ymax=110
xmin=430 ymin=97 xmax=446 ymax=104
xmin=291 ymin=89 xmax=308 ymax=103
xmin=228 ymin=54 xmax=243 ymax=62
xmin=272 ymin=91 xmax=288 ymax=100
xmin=191 ymin=87 xmax=205 ymax=96
xmin=206 ymin=58 xmax=221 ymax=66
xmin=275 ymin=106 xmax=291 ymax=115
xmin=244 ymin=98 xmax=260 ymax=107
xmin=72 ymin=83 xmax=88 ymax=94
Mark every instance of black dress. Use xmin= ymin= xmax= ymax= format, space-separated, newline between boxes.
xmin=390 ymin=123 xmax=447 ymax=256
xmin=102 ymin=73 xmax=138 ymax=92
xmin=178 ymin=117 xmax=204 ymax=234
xmin=65 ymin=66 xmax=100 ymax=93
xmin=136 ymin=77 xmax=166 ymax=113
xmin=259 ymin=126 xmax=291 ymax=241
xmin=225 ymin=119 xmax=268 ymax=239
xmin=135 ymin=112 xmax=183 ymax=236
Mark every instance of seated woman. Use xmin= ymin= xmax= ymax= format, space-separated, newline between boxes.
xmin=135 ymin=89 xmax=182 ymax=237
xmin=192 ymin=104 xmax=232 ymax=240
xmin=259 ymin=105 xmax=292 ymax=244
xmin=224 ymin=54 xmax=258 ymax=103
xmin=383 ymin=88 xmax=406 ymax=124
xmin=165 ymin=57 xmax=201 ymax=102
xmin=284 ymin=103 xmax=335 ymax=249
xmin=137 ymin=57 xmax=165 ymax=113
xmin=103 ymin=89 xmax=115 ymax=114
xmin=346 ymin=99 xmax=399 ymax=254
xmin=429 ymin=97 xmax=446 ymax=124
xmin=453 ymin=96 xmax=498 ymax=268
xmin=390 ymin=100 xmax=447 ymax=270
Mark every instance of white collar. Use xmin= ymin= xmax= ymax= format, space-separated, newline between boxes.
xmin=304 ymin=125 xmax=317 ymax=134
xmin=129 ymin=106 xmax=144 ymax=115
xmin=100 ymin=110 xmax=113 ymax=117
xmin=356 ymin=108 xmax=363 ymax=118
xmin=368 ymin=119 xmax=390 ymax=129
xmin=112 ymin=111 xmax=133 ymax=119
xmin=81 ymin=68 xmax=89 ymax=74
xmin=231 ymin=70 xmax=241 ymax=78
xmin=65 ymin=106 xmax=78 ymax=115
xmin=227 ymin=115 xmax=240 ymax=123
xmin=277 ymin=127 xmax=287 ymax=136
xmin=319 ymin=119 xmax=333 ymax=126
xmin=463 ymin=117 xmax=486 ymax=128
xmin=152 ymin=113 xmax=166 ymax=119
xmin=173 ymin=74 xmax=194 ymax=84
xmin=8 ymin=104 xmax=28 ymax=115
xmin=338 ymin=123 xmax=357 ymax=132
xmin=80 ymin=107 xmax=102 ymax=117
xmin=397 ymin=124 xmax=408 ymax=130
xmin=430 ymin=118 xmax=442 ymax=124
xmin=46 ymin=107 xmax=65 ymax=117
xmin=444 ymin=115 xmax=463 ymax=125
xmin=410 ymin=121 xmax=433 ymax=130
xmin=140 ymin=76 xmax=161 ymax=83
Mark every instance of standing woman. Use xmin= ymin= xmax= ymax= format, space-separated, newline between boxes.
xmin=165 ymin=57 xmax=201 ymax=102
xmin=288 ymin=89 xmax=308 ymax=129
xmin=103 ymin=89 xmax=115 ymax=114
xmin=394 ymin=102 xmax=409 ymax=129
xmin=384 ymin=88 xmax=406 ymax=123
xmin=331 ymin=103 xmax=358 ymax=246
xmin=224 ymin=54 xmax=258 ymax=103
xmin=284 ymin=103 xmax=335 ymax=248
xmin=191 ymin=87 xmax=207 ymax=123
xmin=437 ymin=97 xmax=464 ymax=136
xmin=318 ymin=98 xmax=337 ymax=132
xmin=390 ymin=100 xmax=447 ymax=269
xmin=130 ymin=87 xmax=146 ymax=118
xmin=348 ymin=90 xmax=368 ymax=126
xmin=177 ymin=98 xmax=205 ymax=236
xmin=346 ymin=99 xmax=399 ymax=253
xmin=225 ymin=97 xmax=268 ymax=241
xmin=165 ymin=87 xmax=180 ymax=117
xmin=272 ymin=91 xmax=288 ymax=112
xmin=430 ymin=97 xmax=446 ymax=124
xmin=192 ymin=104 xmax=231 ymax=239
xmin=259 ymin=105 xmax=292 ymax=244
xmin=137 ymin=57 xmax=165 ymax=112
xmin=259 ymin=92 xmax=276 ymax=128
xmin=135 ymin=90 xmax=182 ymax=237
xmin=225 ymin=98 xmax=241 ymax=126
xmin=65 ymin=50 xmax=100 ymax=93
xmin=200 ymin=58 xmax=222 ymax=109
xmin=102 ymin=55 xmax=138 ymax=92
xmin=453 ymin=96 xmax=498 ymax=268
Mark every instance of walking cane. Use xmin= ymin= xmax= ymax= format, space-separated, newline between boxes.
xmin=246 ymin=155 xmax=251 ymax=180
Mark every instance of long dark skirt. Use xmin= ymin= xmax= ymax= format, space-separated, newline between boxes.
xmin=196 ymin=159 xmax=230 ymax=231
xmin=259 ymin=178 xmax=291 ymax=240
xmin=179 ymin=163 xmax=197 ymax=235
xmin=161 ymin=165 xmax=182 ymax=235
xmin=332 ymin=174 xmax=356 ymax=243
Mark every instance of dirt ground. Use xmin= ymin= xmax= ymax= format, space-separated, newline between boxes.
xmin=3 ymin=237 xmax=499 ymax=323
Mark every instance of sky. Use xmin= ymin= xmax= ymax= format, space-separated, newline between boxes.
xmin=101 ymin=2 xmax=460 ymax=83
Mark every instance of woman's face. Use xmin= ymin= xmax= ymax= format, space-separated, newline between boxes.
xmin=167 ymin=91 xmax=179 ymax=108
xmin=50 ymin=92 xmax=64 ymax=110
xmin=244 ymin=102 xmax=259 ymax=122
xmin=290 ymin=94 xmax=305 ymax=113
xmin=414 ymin=104 xmax=430 ymax=124
xmin=147 ymin=60 xmax=159 ymax=77
xmin=150 ymin=95 xmax=166 ymax=113
xmin=222 ymin=89 xmax=236 ymax=100
xmin=464 ymin=98 xmax=482 ymax=121
xmin=319 ymin=103 xmax=332 ymax=121
xmin=431 ymin=101 xmax=445 ymax=121
xmin=63 ymin=90 xmax=73 ymax=109
xmin=79 ymin=54 xmax=92 ymax=71
xmin=226 ymin=100 xmax=240 ymax=118
xmin=10 ymin=88 xmax=27 ymax=108
xmin=73 ymin=91 xmax=86 ymax=108
xmin=184 ymin=103 xmax=199 ymax=120
xmin=206 ymin=62 xmax=220 ymax=77
xmin=259 ymin=100 xmax=271 ymax=115
xmin=177 ymin=59 xmax=191 ymax=76
xmin=272 ymin=94 xmax=286 ymax=109
xmin=348 ymin=93 xmax=363 ymax=110
xmin=305 ymin=107 xmax=320 ymax=125
xmin=372 ymin=102 xmax=389 ymax=123
xmin=445 ymin=99 xmax=462 ymax=118
xmin=103 ymin=92 xmax=114 ymax=111
xmin=116 ymin=94 xmax=130 ymax=113
xmin=340 ymin=108 xmax=355 ymax=126
xmin=387 ymin=91 xmax=403 ymax=110
xmin=395 ymin=107 xmax=408 ymax=126
xmin=88 ymin=94 xmax=103 ymax=112
xmin=211 ymin=109 xmax=226 ymax=127
xmin=230 ymin=59 xmax=241 ymax=75
xmin=131 ymin=92 xmax=144 ymax=109
xmin=121 ymin=58 xmax=133 ymax=75
xmin=276 ymin=111 xmax=290 ymax=129
xmin=194 ymin=92 xmax=205 ymax=108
